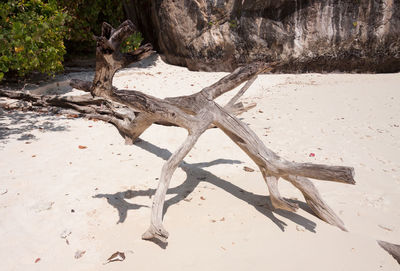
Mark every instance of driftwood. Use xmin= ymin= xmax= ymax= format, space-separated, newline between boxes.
xmin=378 ymin=240 xmax=400 ymax=264
xmin=0 ymin=20 xmax=356 ymax=242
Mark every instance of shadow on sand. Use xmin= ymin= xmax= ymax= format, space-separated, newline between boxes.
xmin=94 ymin=138 xmax=318 ymax=248
xmin=0 ymin=110 xmax=68 ymax=145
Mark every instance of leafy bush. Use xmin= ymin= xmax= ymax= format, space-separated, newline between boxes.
xmin=0 ymin=0 xmax=69 ymax=80
xmin=121 ymin=32 xmax=144 ymax=53
xmin=0 ymin=0 xmax=143 ymax=81
xmin=58 ymin=0 xmax=125 ymax=54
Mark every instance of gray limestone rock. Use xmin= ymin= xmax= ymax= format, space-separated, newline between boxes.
xmin=124 ymin=0 xmax=400 ymax=72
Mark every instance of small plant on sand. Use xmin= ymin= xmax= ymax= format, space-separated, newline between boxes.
xmin=121 ymin=32 xmax=143 ymax=53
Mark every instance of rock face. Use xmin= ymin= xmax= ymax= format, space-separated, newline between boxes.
xmin=125 ymin=0 xmax=400 ymax=72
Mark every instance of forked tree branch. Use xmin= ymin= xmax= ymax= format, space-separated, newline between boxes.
xmin=0 ymin=20 xmax=356 ymax=243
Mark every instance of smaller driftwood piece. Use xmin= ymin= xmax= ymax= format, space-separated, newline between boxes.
xmin=378 ymin=240 xmax=400 ymax=264
xmin=0 ymin=20 xmax=356 ymax=242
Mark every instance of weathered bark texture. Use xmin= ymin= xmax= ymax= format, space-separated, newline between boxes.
xmin=124 ymin=0 xmax=400 ymax=72
xmin=1 ymin=20 xmax=356 ymax=243
xmin=378 ymin=240 xmax=400 ymax=264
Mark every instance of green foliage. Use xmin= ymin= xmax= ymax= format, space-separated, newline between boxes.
xmin=0 ymin=0 xmax=143 ymax=81
xmin=0 ymin=0 xmax=69 ymax=79
xmin=229 ymin=19 xmax=238 ymax=29
xmin=58 ymin=0 xmax=125 ymax=54
xmin=121 ymin=32 xmax=143 ymax=53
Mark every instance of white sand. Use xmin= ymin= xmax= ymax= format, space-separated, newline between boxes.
xmin=0 ymin=55 xmax=399 ymax=270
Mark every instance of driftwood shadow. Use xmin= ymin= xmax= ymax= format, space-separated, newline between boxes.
xmin=126 ymin=52 xmax=158 ymax=69
xmin=136 ymin=139 xmax=317 ymax=233
xmin=0 ymin=110 xmax=68 ymax=144
xmin=95 ymin=138 xmax=317 ymax=240
xmin=93 ymin=191 xmax=149 ymax=224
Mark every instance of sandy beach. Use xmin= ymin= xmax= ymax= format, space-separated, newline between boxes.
xmin=0 ymin=55 xmax=399 ymax=270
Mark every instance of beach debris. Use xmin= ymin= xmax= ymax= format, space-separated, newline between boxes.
xmin=309 ymin=153 xmax=315 ymax=157
xmin=104 ymin=251 xmax=126 ymax=264
xmin=183 ymin=197 xmax=192 ymax=202
xmin=200 ymin=196 xmax=206 ymax=200
xmin=60 ymin=230 xmax=72 ymax=239
xmin=32 ymin=201 xmax=54 ymax=213
xmin=0 ymin=188 xmax=7 ymax=195
xmin=243 ymin=166 xmax=255 ymax=172
xmin=296 ymin=225 xmax=305 ymax=232
xmin=34 ymin=258 xmax=41 ymax=263
xmin=78 ymin=145 xmax=87 ymax=149
xmin=74 ymin=250 xmax=86 ymax=259
xmin=377 ymin=240 xmax=400 ymax=264
xmin=60 ymin=229 xmax=71 ymax=244
xmin=378 ymin=225 xmax=393 ymax=231
xmin=211 ymin=217 xmax=225 ymax=223
xmin=67 ymin=114 xmax=79 ymax=118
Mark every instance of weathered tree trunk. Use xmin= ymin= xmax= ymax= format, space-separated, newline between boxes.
xmin=0 ymin=20 xmax=356 ymax=243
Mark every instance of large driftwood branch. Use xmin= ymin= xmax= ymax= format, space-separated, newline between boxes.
xmin=0 ymin=20 xmax=356 ymax=242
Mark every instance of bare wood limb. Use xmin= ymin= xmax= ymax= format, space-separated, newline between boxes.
xmin=285 ymin=175 xmax=347 ymax=231
xmin=84 ymin=113 xmax=151 ymax=146
xmin=0 ymin=89 xmax=104 ymax=108
xmin=110 ymin=20 xmax=136 ymax=50
xmin=211 ymin=104 xmax=352 ymax=230
xmin=94 ymin=35 xmax=115 ymax=52
xmin=226 ymin=102 xmax=257 ymax=116
xmin=282 ymin=163 xmax=355 ymax=185
xmin=378 ymin=240 xmax=400 ymax=264
xmin=0 ymin=89 xmax=41 ymax=102
xmin=70 ymin=79 xmax=92 ymax=92
xmin=114 ymin=19 xmax=136 ymax=33
xmin=225 ymin=75 xmax=258 ymax=108
xmin=164 ymin=63 xmax=268 ymax=114
xmin=101 ymin=22 xmax=114 ymax=39
xmin=261 ymin=172 xmax=299 ymax=212
xmin=119 ymin=113 xmax=155 ymax=145
xmin=119 ymin=43 xmax=154 ymax=67
xmin=90 ymin=20 xmax=153 ymax=98
xmin=200 ymin=63 xmax=269 ymax=100
xmin=142 ymin=114 xmax=213 ymax=241
xmin=213 ymin=104 xmax=355 ymax=182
